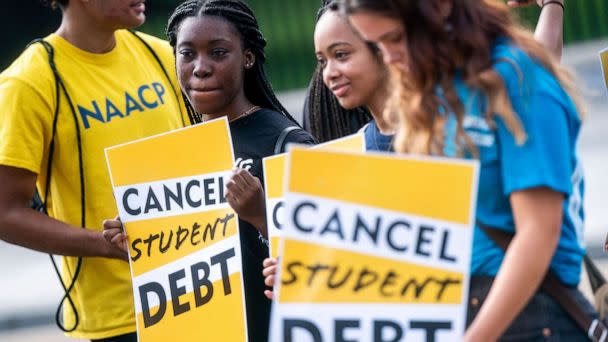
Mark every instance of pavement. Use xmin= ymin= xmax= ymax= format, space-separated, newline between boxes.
xmin=1 ymin=38 xmax=607 ymax=341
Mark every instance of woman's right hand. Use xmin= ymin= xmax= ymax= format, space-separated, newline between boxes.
xmin=102 ymin=216 xmax=129 ymax=256
xmin=263 ymin=257 xmax=278 ymax=299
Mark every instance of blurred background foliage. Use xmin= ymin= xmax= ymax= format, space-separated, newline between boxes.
xmin=1 ymin=0 xmax=607 ymax=91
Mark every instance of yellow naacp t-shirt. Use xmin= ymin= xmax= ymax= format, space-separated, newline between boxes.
xmin=0 ymin=31 xmax=187 ymax=339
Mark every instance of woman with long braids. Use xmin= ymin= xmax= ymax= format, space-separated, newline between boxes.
xmin=303 ymin=0 xmax=392 ymax=149
xmin=261 ymin=0 xmax=393 ymax=301
xmin=170 ymin=4 xmax=315 ymax=340
xmin=341 ymin=0 xmax=599 ymax=340
xmin=103 ymin=1 xmax=316 ymax=341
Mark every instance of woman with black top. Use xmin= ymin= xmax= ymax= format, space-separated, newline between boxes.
xmin=104 ymin=1 xmax=315 ymax=341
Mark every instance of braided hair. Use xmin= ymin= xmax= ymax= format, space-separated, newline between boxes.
xmin=166 ymin=0 xmax=298 ymax=125
xmin=303 ymin=0 xmax=372 ymax=143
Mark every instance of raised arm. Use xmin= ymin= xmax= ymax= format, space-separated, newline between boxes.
xmin=507 ymin=0 xmax=565 ymax=60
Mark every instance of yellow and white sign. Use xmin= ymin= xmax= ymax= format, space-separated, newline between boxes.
xmin=262 ymin=133 xmax=366 ymax=258
xmin=270 ymin=148 xmax=479 ymax=341
xmin=601 ymin=47 xmax=608 ymax=95
xmin=105 ymin=118 xmax=247 ymax=342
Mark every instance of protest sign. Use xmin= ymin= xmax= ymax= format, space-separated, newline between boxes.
xmin=105 ymin=118 xmax=247 ymax=342
xmin=263 ymin=133 xmax=366 ymax=258
xmin=271 ymin=148 xmax=479 ymax=342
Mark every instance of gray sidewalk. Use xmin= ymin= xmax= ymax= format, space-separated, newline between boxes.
xmin=1 ymin=38 xmax=607 ymax=341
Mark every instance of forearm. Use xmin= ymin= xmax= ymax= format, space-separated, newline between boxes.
xmin=246 ymin=214 xmax=269 ymax=239
xmin=0 ymin=207 xmax=120 ymax=259
xmin=534 ymin=1 xmax=564 ymax=60
xmin=465 ymin=228 xmax=559 ymax=341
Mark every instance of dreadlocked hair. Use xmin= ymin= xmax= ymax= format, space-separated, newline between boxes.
xmin=303 ymin=0 xmax=372 ymax=143
xmin=166 ymin=0 xmax=298 ymax=125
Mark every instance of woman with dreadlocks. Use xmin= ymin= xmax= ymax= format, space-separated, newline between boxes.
xmin=103 ymin=1 xmax=316 ymax=340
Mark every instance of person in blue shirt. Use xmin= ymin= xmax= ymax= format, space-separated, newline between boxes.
xmin=264 ymin=0 xmax=569 ymax=299
xmin=302 ymin=0 xmax=393 ymax=151
xmin=343 ymin=0 xmax=595 ymax=341
xmin=303 ymin=0 xmax=565 ymax=153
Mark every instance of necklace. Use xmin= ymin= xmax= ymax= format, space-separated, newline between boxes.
xmin=199 ymin=105 xmax=261 ymax=123
xmin=229 ymin=105 xmax=261 ymax=123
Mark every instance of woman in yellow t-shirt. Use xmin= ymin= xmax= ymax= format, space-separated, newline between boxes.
xmin=0 ymin=1 xmax=187 ymax=341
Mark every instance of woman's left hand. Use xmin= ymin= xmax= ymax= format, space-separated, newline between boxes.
xmin=225 ymin=168 xmax=268 ymax=238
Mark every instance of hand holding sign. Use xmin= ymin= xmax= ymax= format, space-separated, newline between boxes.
xmin=225 ymin=168 xmax=268 ymax=238
xmin=263 ymin=257 xmax=278 ymax=299
xmin=102 ymin=216 xmax=128 ymax=257
xmin=105 ymin=118 xmax=248 ymax=342
xmin=270 ymin=148 xmax=479 ymax=342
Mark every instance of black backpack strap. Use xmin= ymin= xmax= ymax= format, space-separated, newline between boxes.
xmin=478 ymin=222 xmax=607 ymax=341
xmin=274 ymin=126 xmax=302 ymax=154
xmin=27 ymin=38 xmax=84 ymax=333
xmin=27 ymin=39 xmax=61 ymax=212
xmin=128 ymin=30 xmax=192 ymax=126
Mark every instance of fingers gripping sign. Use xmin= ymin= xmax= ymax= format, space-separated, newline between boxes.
xmin=225 ymin=168 xmax=268 ymax=238
xmin=102 ymin=216 xmax=129 ymax=261
xmin=263 ymin=257 xmax=278 ymax=299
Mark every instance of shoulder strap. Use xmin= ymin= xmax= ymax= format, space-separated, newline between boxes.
xmin=27 ymin=40 xmax=61 ymax=214
xmin=479 ymin=223 xmax=607 ymax=341
xmin=274 ymin=126 xmax=302 ymax=155
xmin=27 ymin=38 xmax=84 ymax=333
xmin=128 ymin=30 xmax=190 ymax=126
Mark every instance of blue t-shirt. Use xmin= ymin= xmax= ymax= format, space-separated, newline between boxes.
xmin=444 ymin=41 xmax=584 ymax=286
xmin=364 ymin=120 xmax=394 ymax=152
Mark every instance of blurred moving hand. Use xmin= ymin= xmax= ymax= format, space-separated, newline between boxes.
xmin=263 ymin=257 xmax=278 ymax=299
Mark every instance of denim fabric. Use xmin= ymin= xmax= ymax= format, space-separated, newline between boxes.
xmin=467 ymin=276 xmax=596 ymax=341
